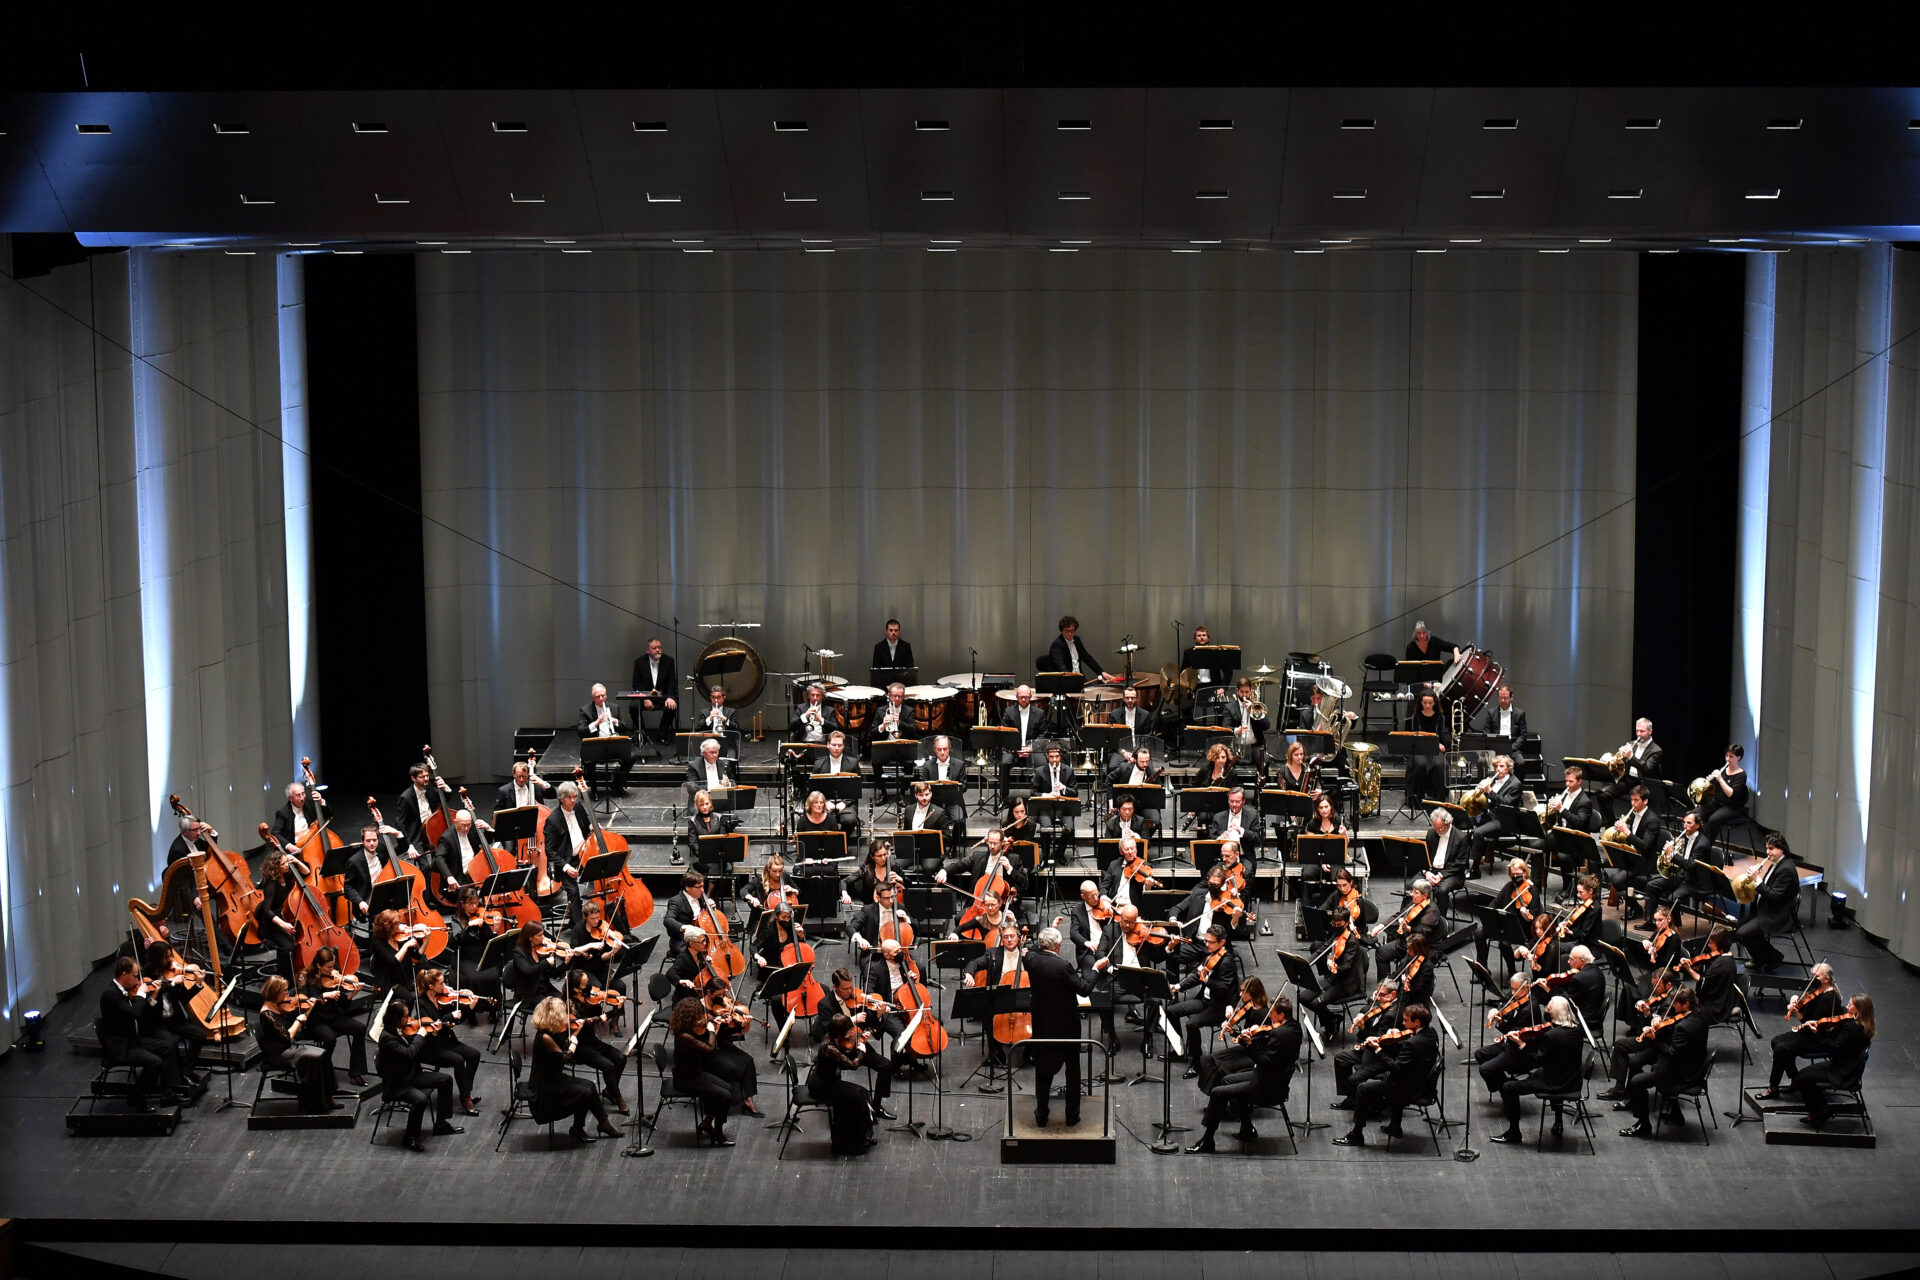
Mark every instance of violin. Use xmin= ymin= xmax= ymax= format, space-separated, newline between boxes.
xmin=1786 ymin=980 xmax=1831 ymax=1021
xmin=1556 ymin=899 xmax=1593 ymax=939
xmin=437 ymin=986 xmax=489 ymax=1009
xmin=1510 ymin=880 xmax=1534 ymax=916
xmin=1795 ymin=1012 xmax=1856 ymax=1035
xmin=1334 ymin=886 xmax=1363 ymax=929
xmin=465 ymin=906 xmax=507 ymax=932
xmin=1120 ymin=852 xmax=1162 ymax=890
xmin=1397 ymin=954 xmax=1426 ymax=992
xmin=1193 ymin=947 xmax=1225 ymax=985
xmin=318 ymin=972 xmax=370 ymax=996
xmin=704 ymin=992 xmax=769 ymax=1032
xmin=578 ymin=986 xmax=629 ymax=1007
xmin=1498 ymin=1020 xmax=1552 ymax=1047
xmin=1121 ymin=919 xmax=1183 ymax=951
xmin=1638 ymin=1010 xmax=1686 ymax=1042
xmin=1352 ymin=993 xmax=1396 ymax=1036
xmin=1486 ymin=986 xmax=1530 ymax=1029
xmin=401 ymin=1015 xmax=448 ymax=1036
xmin=533 ymin=939 xmax=577 ymax=961
xmin=1645 ymin=925 xmax=1674 ymax=963
xmin=1326 ymin=927 xmax=1351 ymax=974
xmin=1362 ymin=1026 xmax=1413 ymax=1051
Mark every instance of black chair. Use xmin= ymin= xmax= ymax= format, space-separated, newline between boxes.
xmin=1400 ymin=1060 xmax=1449 ymax=1156
xmin=1237 ymin=1075 xmax=1301 ymax=1155
xmin=492 ymin=1041 xmax=559 ymax=1150
xmin=81 ymin=1018 xmax=147 ymax=1110
xmin=1652 ymin=1056 xmax=1717 ymax=1144
xmin=1359 ymin=654 xmax=1399 ymax=736
xmin=643 ymin=1037 xmax=710 ymax=1146
xmin=251 ymin=1054 xmax=302 ymax=1112
xmin=1807 ymin=1049 xmax=1872 ymax=1137
xmin=1532 ymin=1046 xmax=1598 ymax=1154
xmin=773 ymin=1054 xmax=835 ymax=1160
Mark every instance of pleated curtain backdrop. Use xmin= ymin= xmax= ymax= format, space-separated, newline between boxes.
xmin=417 ymin=249 xmax=1637 ymax=781
xmin=1739 ymin=244 xmax=1920 ymax=962
xmin=0 ymin=243 xmax=308 ymax=1039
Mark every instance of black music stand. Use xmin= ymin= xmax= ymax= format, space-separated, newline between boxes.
xmin=1261 ymin=788 xmax=1315 ymax=866
xmin=369 ymin=877 xmax=411 ymax=920
xmin=1092 ymin=838 xmax=1132 ymax=874
xmin=1027 ymin=795 xmax=1079 ymax=867
xmin=903 ymin=880 xmax=955 ymax=932
xmin=477 ymin=865 xmax=534 ymax=905
xmin=579 ymin=736 xmax=631 ymax=809
xmin=793 ymin=829 xmax=849 ymax=875
xmin=871 ymin=739 xmax=921 ymax=816
xmin=1110 ymin=782 xmax=1164 ymax=818
xmin=697 ymin=834 xmax=750 ymax=888
xmin=708 ymin=786 xmax=758 ymax=819
xmin=1179 ymin=787 xmax=1229 ymax=843
xmin=1190 ymin=838 xmax=1226 ymax=875
xmin=578 ymin=849 xmax=630 ymax=926
xmin=951 ymin=983 xmax=1030 ymax=1092
xmin=491 ymin=806 xmax=538 ymax=850
xmin=808 ymin=773 xmax=863 ymax=833
xmin=1181 ymin=724 xmax=1235 ymax=761
xmin=890 ymin=829 xmax=945 ymax=876
xmin=1394 ymin=660 xmax=1447 ymax=692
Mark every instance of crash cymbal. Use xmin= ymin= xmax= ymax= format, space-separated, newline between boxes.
xmin=1252 ymin=663 xmax=1277 ymax=675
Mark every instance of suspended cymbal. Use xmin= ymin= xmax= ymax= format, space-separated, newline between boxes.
xmin=1252 ymin=663 xmax=1278 ymax=675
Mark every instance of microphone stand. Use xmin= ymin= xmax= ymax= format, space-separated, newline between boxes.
xmin=1454 ymin=970 xmax=1484 ymax=1162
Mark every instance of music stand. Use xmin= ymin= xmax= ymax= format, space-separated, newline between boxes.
xmin=1190 ymin=838 xmax=1226 ymax=874
xmin=1093 ymin=838 xmax=1133 ymax=873
xmin=870 ymin=739 xmax=921 ymax=812
xmin=1110 ymin=782 xmax=1164 ymax=817
xmin=478 ymin=865 xmax=534 ymax=904
xmin=794 ymin=829 xmax=849 ymax=873
xmin=889 ymin=829 xmax=945 ymax=876
xmin=1394 ymin=660 xmax=1447 ymax=691
xmin=794 ymin=874 xmax=841 ymax=928
xmin=1078 ymin=723 xmax=1128 ymax=760
xmin=1027 ymin=795 xmax=1079 ymax=868
xmin=1181 ymin=725 xmax=1234 ymax=760
xmin=697 ymin=833 xmax=750 ymax=878
xmin=1296 ymin=833 xmax=1351 ymax=875
xmin=1178 ymin=787 xmax=1229 ymax=845
xmin=369 ymin=877 xmax=411 ymax=919
xmin=951 ymin=983 xmax=1029 ymax=1091
xmin=579 ymin=735 xmax=631 ymax=810
xmin=491 ymin=806 xmax=538 ymax=849
xmin=757 ymin=964 xmax=811 ymax=1052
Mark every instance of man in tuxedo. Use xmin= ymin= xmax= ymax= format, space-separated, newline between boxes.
xmin=630 ymin=636 xmax=679 ymax=743
xmin=494 ymin=759 xmax=554 ymax=814
xmin=397 ymin=764 xmax=448 ymax=858
xmin=1466 ymin=754 xmax=1523 ymax=868
xmin=543 ymin=781 xmax=592 ymax=920
xmin=100 ymin=957 xmax=183 ymax=1110
xmin=683 ymin=738 xmax=735 ymax=811
xmin=268 ymin=781 xmax=324 ymax=848
xmin=869 ymin=619 xmax=915 ymax=685
xmin=1106 ymin=743 xmax=1165 ymax=788
xmin=916 ymin=735 xmax=968 ymax=829
xmin=429 ymin=811 xmax=482 ymax=910
xmin=1048 ymin=615 xmax=1107 ymax=680
xmin=576 ymin=683 xmax=634 ymax=792
xmin=1180 ymin=625 xmax=1231 ymax=696
xmin=1000 ymin=685 xmax=1047 ymax=797
xmin=1210 ymin=786 xmax=1263 ymax=860
xmin=1105 ymin=684 xmax=1155 ymax=767
xmin=1187 ymin=994 xmax=1302 ymax=1152
xmin=1411 ymin=809 xmax=1469 ymax=912
xmin=343 ymin=822 xmax=407 ymax=921
xmin=693 ymin=685 xmax=737 ymax=739
xmin=164 ymin=815 xmax=215 ymax=915
xmin=1618 ymin=985 xmax=1708 ymax=1138
xmin=1471 ymin=684 xmax=1528 ymax=742
xmin=1602 ymin=784 xmax=1665 ymax=913
xmin=1646 ymin=810 xmax=1719 ymax=911
xmin=1031 ymin=743 xmax=1077 ymax=798
xmin=1601 ymin=718 xmax=1665 ymax=820
xmin=1731 ymin=834 xmax=1801 ymax=972
xmin=1027 ymin=928 xmax=1103 ymax=1127
xmin=1335 ymin=1002 xmax=1440 ymax=1147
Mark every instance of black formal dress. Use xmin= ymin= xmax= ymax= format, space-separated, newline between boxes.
xmin=530 ymin=1029 xmax=613 ymax=1131
xmin=808 ymin=1038 xmax=876 ymax=1153
xmin=672 ymin=1028 xmax=734 ymax=1126
xmin=300 ymin=974 xmax=370 ymax=1078
xmin=377 ymin=1027 xmax=454 ymax=1143
xmin=1626 ymin=1010 xmax=1708 ymax=1126
xmin=1792 ymin=1019 xmax=1871 ymax=1118
xmin=1404 ymin=707 xmax=1452 ymax=805
xmin=1699 ymin=769 xmax=1750 ymax=840
xmin=256 ymin=1005 xmax=337 ymax=1112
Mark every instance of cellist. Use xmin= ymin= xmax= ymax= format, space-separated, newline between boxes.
xmin=937 ymin=827 xmax=1028 ymax=906
xmin=850 ymin=881 xmax=914 ymax=990
xmin=964 ymin=921 xmax=1029 ymax=1066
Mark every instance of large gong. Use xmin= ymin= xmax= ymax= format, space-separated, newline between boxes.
xmin=694 ymin=635 xmax=768 ymax=709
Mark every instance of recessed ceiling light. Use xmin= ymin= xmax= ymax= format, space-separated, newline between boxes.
xmin=927 ymin=246 xmax=957 ymax=252
xmin=351 ymin=122 xmax=388 ymax=134
xmin=1483 ymin=118 xmax=1519 ymax=130
xmin=1198 ymin=119 xmax=1234 ymax=130
xmin=1708 ymin=238 xmax=1743 ymax=244
xmin=931 ymin=239 xmax=962 ymax=245
xmin=1172 ymin=247 xmax=1202 ymax=254
xmin=509 ymin=193 xmax=544 ymax=203
xmin=374 ymin=194 xmax=409 ymax=204
xmin=1333 ymin=189 xmax=1368 ymax=199
xmin=646 ymin=193 xmax=681 ymax=203
xmin=1624 ymin=118 xmax=1661 ymax=130
xmin=1909 ymin=119 xmax=1920 ymax=130
xmin=1449 ymin=238 xmax=1482 ymax=244
xmin=491 ymin=121 xmax=529 ymax=133
xmin=331 ymin=249 xmax=364 ymax=255
xmin=801 ymin=238 xmax=832 ymax=244
xmin=239 ymin=194 xmax=273 ymax=206
xmin=672 ymin=239 xmax=703 ymax=244
xmin=1320 ymin=239 xmax=1354 ymax=244
xmin=783 ymin=193 xmax=818 ymax=203
xmin=416 ymin=241 xmax=448 ymax=246
xmin=543 ymin=239 xmax=575 ymax=245
xmin=1470 ymin=189 xmax=1505 ymax=199
xmin=561 ymin=248 xmax=592 ymax=254
xmin=287 ymin=242 xmax=321 ymax=247
xmin=804 ymin=247 xmax=834 ymax=253
xmin=223 ymin=250 xmax=256 ymax=256
xmin=915 ymin=119 xmax=949 ymax=132
xmin=1340 ymin=118 xmax=1376 ymax=130
xmin=1579 ymin=237 xmax=1613 ymax=244
xmin=1060 ymin=239 xmax=1091 ymax=245
xmin=1608 ymin=188 xmax=1644 ymax=199
xmin=1765 ymin=118 xmax=1803 ymax=131
xmin=1417 ymin=248 xmax=1447 ymax=254
xmin=440 ymin=248 xmax=471 ymax=254
xmin=1195 ymin=190 xmax=1229 ymax=200
xmin=212 ymin=123 xmax=249 ymax=135
xmin=773 ymin=120 xmax=808 ymax=133
xmin=76 ymin=123 xmax=110 ymax=135
xmin=683 ymin=247 xmax=713 ymax=254
xmin=1050 ymin=247 xmax=1079 ymax=252
xmin=632 ymin=121 xmax=668 ymax=133
xmin=1058 ymin=191 xmax=1092 ymax=201
xmin=1190 ymin=239 xmax=1221 ymax=245
xmin=1293 ymin=248 xmax=1325 ymax=254
xmin=1746 ymin=188 xmax=1782 ymax=200
xmin=1057 ymin=119 xmax=1092 ymax=131
xmin=1539 ymin=247 xmax=1571 ymax=254
xmin=1649 ymin=248 xmax=1680 ymax=254
xmin=920 ymin=190 xmax=954 ymax=201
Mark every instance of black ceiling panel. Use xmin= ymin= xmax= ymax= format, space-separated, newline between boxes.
xmin=1142 ymin=88 xmax=1288 ymax=237
xmin=859 ymin=89 xmax=1008 ymax=237
xmin=1001 ymin=88 xmax=1147 ymax=236
xmin=573 ymin=90 xmax=736 ymax=236
xmin=1278 ymin=88 xmax=1435 ymax=231
xmin=715 ymin=90 xmax=872 ymax=236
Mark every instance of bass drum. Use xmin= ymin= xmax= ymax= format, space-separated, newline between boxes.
xmin=1438 ymin=646 xmax=1504 ymax=719
xmin=695 ymin=635 xmax=768 ymax=709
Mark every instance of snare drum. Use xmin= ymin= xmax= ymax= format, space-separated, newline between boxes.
xmin=1439 ymin=646 xmax=1504 ymax=718
xmin=828 ymin=685 xmax=885 ymax=734
xmin=905 ymin=684 xmax=955 ymax=735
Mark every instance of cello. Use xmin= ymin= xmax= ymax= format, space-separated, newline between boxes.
xmin=572 ymin=766 xmax=654 ymax=930
xmin=169 ymin=795 xmax=261 ymax=945
xmin=367 ymin=797 xmax=448 ymax=959
xmin=955 ymin=845 xmax=1014 ymax=937
xmin=294 ymin=756 xmax=350 ymax=926
xmin=969 ymin=935 xmax=1033 ymax=1053
xmin=259 ymin=824 xmax=362 ymax=974
xmin=893 ymin=945 xmax=949 ymax=1056
xmin=774 ymin=904 xmax=826 ymax=1018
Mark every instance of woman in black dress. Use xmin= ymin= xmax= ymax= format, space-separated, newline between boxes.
xmin=368 ymin=908 xmax=428 ymax=996
xmin=1406 ymin=690 xmax=1452 ymax=805
xmin=1002 ymin=797 xmax=1039 ymax=851
xmin=565 ymin=967 xmax=629 ymax=1114
xmin=809 ymin=1014 xmax=876 ymax=1155
xmin=841 ymin=841 xmax=902 ymax=908
xmin=1273 ymin=740 xmax=1316 ymax=796
xmin=506 ymin=921 xmax=568 ymax=1012
xmin=255 ymin=974 xmax=340 ymax=1112
xmin=669 ymin=997 xmax=737 ymax=1145
xmin=528 ymin=996 xmax=622 ymax=1143
xmin=1697 ymin=744 xmax=1751 ymax=840
xmin=298 ymin=945 xmax=370 ymax=1086
xmin=254 ymin=849 xmax=301 ymax=979
xmin=699 ymin=977 xmax=763 ymax=1116
xmin=413 ymin=968 xmax=483 ymax=1115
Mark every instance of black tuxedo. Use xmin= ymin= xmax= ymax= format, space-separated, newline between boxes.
xmin=1546 ymin=786 xmax=1601 ymax=835
xmin=1647 ymin=829 xmax=1721 ymax=907
xmin=869 ymin=639 xmax=916 ymax=679
xmin=662 ymin=892 xmax=708 ymax=958
xmin=429 ymin=827 xmax=482 ymax=904
xmin=942 ymin=845 xmax=1029 ymax=898
xmin=1605 ymin=807 xmax=1666 ymax=893
xmin=1210 ymin=805 xmax=1262 ymax=855
xmin=1734 ymin=857 xmax=1802 ymax=968
xmin=1048 ymin=634 xmax=1106 ymax=678
xmin=1029 ymin=760 xmax=1078 ymax=798
xmin=1626 ymin=1010 xmax=1708 ymax=1123
xmin=99 ymin=984 xmax=179 ymax=1100
xmin=493 ymin=777 xmax=551 ymax=814
xmin=1026 ymin=947 xmax=1095 ymax=1123
xmin=1063 ymin=900 xmax=1119 ymax=961
xmin=1348 ymin=1023 xmax=1439 ymax=1137
xmin=1471 ymin=704 xmax=1530 ymax=741
xmin=1498 ymin=1023 xmax=1585 ymax=1127
xmin=268 ymin=794 xmax=324 ymax=846
xmin=377 ymin=1028 xmax=454 ymax=1143
xmin=630 ymin=652 xmax=680 ymax=737
xmin=684 ymin=756 xmax=736 ymax=800
xmin=576 ymin=700 xmax=633 ymax=738
xmin=1106 ymin=759 xmax=1166 ymax=788
xmin=396 ymin=785 xmax=447 ymax=856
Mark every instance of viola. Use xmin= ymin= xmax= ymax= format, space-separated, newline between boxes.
xmin=1121 ymin=920 xmax=1181 ymax=951
xmin=296 ymin=756 xmax=352 ymax=927
xmin=401 ymin=1015 xmax=448 ymax=1036
xmin=578 ymin=986 xmax=628 ymax=1007
xmin=1395 ymin=898 xmax=1428 ymax=936
xmin=169 ymin=795 xmax=262 ymax=944
xmin=1486 ymin=987 xmax=1530 ymax=1029
xmin=572 ymin=766 xmax=654 ymax=929
xmin=1786 ymin=980 xmax=1831 ymax=1021
xmin=367 ymin=798 xmax=448 ymax=959
xmin=259 ymin=824 xmax=361 ymax=976
xmin=465 ymin=906 xmax=507 ymax=932
xmin=1335 ymin=887 xmax=1363 ymax=929
xmin=1353 ymin=994 xmax=1396 ymax=1036
xmin=1397 ymin=954 xmax=1426 ymax=992
xmin=1326 ymin=928 xmax=1351 ymax=974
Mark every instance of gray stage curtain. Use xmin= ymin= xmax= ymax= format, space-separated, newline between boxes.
xmin=0 ymin=243 xmax=308 ymax=1040
xmin=1738 ymin=244 xmax=1920 ymax=961
xmin=416 ymin=250 xmax=1637 ymax=780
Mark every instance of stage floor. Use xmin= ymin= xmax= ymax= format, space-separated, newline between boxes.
xmin=3 ymin=869 xmax=1916 ymax=1255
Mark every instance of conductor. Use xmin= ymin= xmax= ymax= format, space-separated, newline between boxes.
xmin=1026 ymin=927 xmax=1104 ymax=1129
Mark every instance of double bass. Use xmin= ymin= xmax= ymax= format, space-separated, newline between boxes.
xmin=258 ymin=824 xmax=362 ymax=975
xmin=367 ymin=797 xmax=448 ymax=959
xmin=419 ymin=746 xmax=456 ymax=851
xmin=294 ymin=757 xmax=350 ymax=926
xmin=168 ymin=795 xmax=261 ymax=944
xmin=572 ymin=767 xmax=654 ymax=930
xmin=456 ymin=784 xmax=540 ymax=929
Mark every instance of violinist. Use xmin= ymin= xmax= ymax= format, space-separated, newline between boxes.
xmin=685 ymin=788 xmax=740 ymax=877
xmin=1210 ymin=787 xmax=1263 ymax=860
xmin=1474 ymin=971 xmax=1542 ymax=1092
xmin=1028 ymin=927 xmax=1101 ymax=1129
xmin=1759 ymin=962 xmax=1844 ymax=1098
xmin=268 ymin=779 xmax=323 ymax=848
xmin=812 ymin=969 xmax=900 ymax=1113
xmin=1632 ymin=904 xmax=1683 ymax=981
xmin=374 ymin=999 xmax=463 ymax=1152
xmin=370 ymin=907 xmax=429 ymax=995
xmin=1099 ymin=833 xmax=1160 ymax=910
xmin=506 ymin=920 xmax=567 ymax=1010
xmin=1334 ymin=1001 xmax=1438 ymax=1148
xmin=413 ymin=969 xmax=482 ymax=1114
xmin=138 ymin=940 xmax=211 ymax=1090
xmin=1517 ymin=911 xmax=1560 ymax=978
xmin=527 ymin=996 xmax=623 ymax=1144
xmin=1392 ymin=934 xmax=1436 ymax=1006
xmin=1788 ymin=994 xmax=1874 ymax=1128
xmin=448 ymin=886 xmax=506 ymax=1005
xmin=1188 ymin=992 xmax=1300 ymax=1153
xmin=256 ymin=974 xmax=341 ymax=1113
xmin=670 ymin=927 xmax=716 ymax=1002
xmin=1616 ymin=984 xmax=1707 ymax=1138
xmin=427 ymin=809 xmax=482 ymax=909
xmin=1333 ymin=980 xmax=1404 ymax=1105
xmin=1272 ymin=740 xmax=1316 ymax=798
xmin=543 ymin=780 xmax=591 ymax=915
xmin=916 ymin=735 xmax=969 ymax=829
xmin=568 ymin=896 xmax=625 ymax=986
xmin=1300 ymin=912 xmax=1368 ymax=1034
xmin=851 ymin=882 xmax=916 ymax=988
xmin=298 ymin=945 xmax=370 ymax=1085
xmin=1164 ymin=924 xmax=1238 ymax=1075
xmin=397 ymin=763 xmax=448 ymax=857
xmin=1534 ymin=944 xmax=1606 ymax=1033
xmin=1169 ymin=864 xmax=1234 ymax=965
xmin=1558 ymin=875 xmax=1603 ymax=954
xmin=254 ymin=848 xmax=302 ymax=979
xmin=1062 ymin=881 xmax=1123 ymax=1055
xmin=662 ymin=870 xmax=709 ymax=958
xmin=1106 ymin=743 xmax=1165 ymax=789
xmin=1476 ymin=857 xmax=1537 ymax=971
xmin=493 ymin=758 xmax=554 ymax=814
xmin=810 ymin=1014 xmax=879 ymax=1154
xmin=683 ymin=737 xmax=735 ymax=813
xmin=1373 ymin=882 xmax=1440 ymax=973
xmin=1102 ymin=795 xmax=1159 ymax=848
xmin=672 ymin=1005 xmax=737 ymax=1143
xmin=100 ymin=956 xmax=184 ymax=1111
xmin=1682 ymin=926 xmax=1739 ymax=1024
xmin=696 ymin=975 xmax=763 ymax=1116
xmin=1491 ymin=994 xmax=1586 ymax=1144
xmin=1318 ymin=868 xmax=1373 ymax=934
xmin=1465 ymin=754 xmax=1521 ymax=872
xmin=564 ymin=968 xmax=629 ymax=1115
xmin=1195 ymin=976 xmax=1270 ymax=1093
xmin=841 ymin=841 xmax=902 ymax=908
